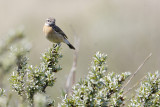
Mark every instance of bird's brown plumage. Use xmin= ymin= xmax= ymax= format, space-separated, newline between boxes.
xmin=51 ymin=25 xmax=68 ymax=39
xmin=43 ymin=17 xmax=75 ymax=49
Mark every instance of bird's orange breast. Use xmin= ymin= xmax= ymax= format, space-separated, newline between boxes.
xmin=43 ymin=25 xmax=54 ymax=36
xmin=43 ymin=25 xmax=64 ymax=43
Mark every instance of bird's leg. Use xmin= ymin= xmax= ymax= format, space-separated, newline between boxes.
xmin=57 ymin=43 xmax=61 ymax=47
xmin=53 ymin=43 xmax=57 ymax=48
xmin=54 ymin=43 xmax=61 ymax=48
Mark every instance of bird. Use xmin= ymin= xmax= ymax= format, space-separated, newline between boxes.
xmin=43 ymin=17 xmax=75 ymax=50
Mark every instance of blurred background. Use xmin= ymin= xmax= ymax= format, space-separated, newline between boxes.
xmin=0 ymin=0 xmax=160 ymax=105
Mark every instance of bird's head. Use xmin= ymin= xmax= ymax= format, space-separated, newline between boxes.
xmin=45 ymin=17 xmax=56 ymax=26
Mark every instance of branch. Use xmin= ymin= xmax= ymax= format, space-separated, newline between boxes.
xmin=65 ymin=36 xmax=80 ymax=95
xmin=122 ymin=53 xmax=152 ymax=90
xmin=123 ymin=75 xmax=146 ymax=95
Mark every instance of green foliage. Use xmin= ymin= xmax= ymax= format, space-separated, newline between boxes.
xmin=0 ymin=29 xmax=24 ymax=56
xmin=0 ymin=29 xmax=28 ymax=78
xmin=0 ymin=88 xmax=5 ymax=97
xmin=34 ymin=93 xmax=54 ymax=107
xmin=0 ymin=89 xmax=7 ymax=107
xmin=9 ymin=44 xmax=62 ymax=106
xmin=0 ymin=88 xmax=11 ymax=107
xmin=0 ymin=29 xmax=160 ymax=107
xmin=60 ymin=52 xmax=131 ymax=107
xmin=129 ymin=71 xmax=160 ymax=107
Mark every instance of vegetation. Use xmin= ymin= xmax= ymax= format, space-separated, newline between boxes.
xmin=0 ymin=30 xmax=159 ymax=107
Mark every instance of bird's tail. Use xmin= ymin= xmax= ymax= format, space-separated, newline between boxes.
xmin=68 ymin=43 xmax=75 ymax=50
xmin=64 ymin=39 xmax=75 ymax=50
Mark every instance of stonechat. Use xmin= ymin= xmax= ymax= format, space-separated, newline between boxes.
xmin=43 ymin=17 xmax=75 ymax=50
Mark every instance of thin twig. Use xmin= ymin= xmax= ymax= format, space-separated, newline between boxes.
xmin=123 ymin=75 xmax=146 ymax=95
xmin=122 ymin=53 xmax=152 ymax=90
xmin=65 ymin=37 xmax=79 ymax=95
xmin=123 ymin=73 xmax=160 ymax=105
xmin=72 ymin=36 xmax=80 ymax=86
xmin=65 ymin=27 xmax=80 ymax=95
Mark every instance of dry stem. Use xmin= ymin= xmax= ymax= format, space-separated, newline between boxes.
xmin=122 ymin=53 xmax=152 ymax=90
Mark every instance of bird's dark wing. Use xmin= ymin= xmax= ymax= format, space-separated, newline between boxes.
xmin=52 ymin=25 xmax=68 ymax=39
